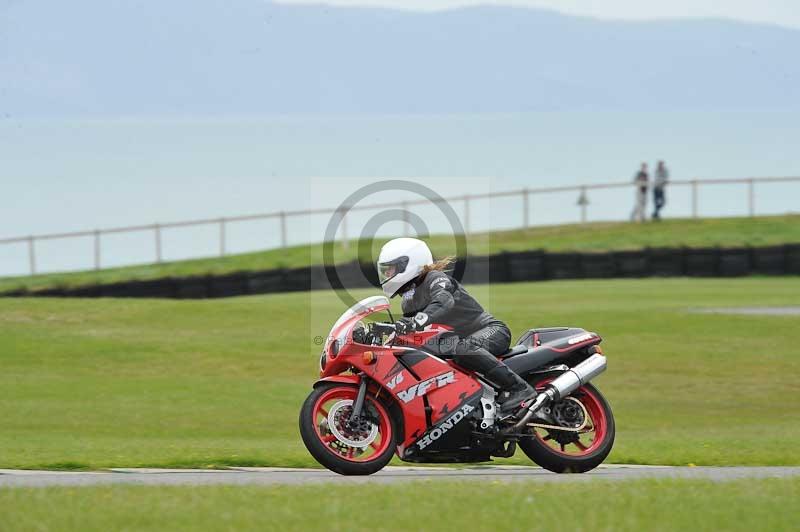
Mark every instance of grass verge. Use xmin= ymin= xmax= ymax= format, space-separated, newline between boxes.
xmin=1 ymin=277 xmax=799 ymax=469
xmin=1 ymin=478 xmax=798 ymax=531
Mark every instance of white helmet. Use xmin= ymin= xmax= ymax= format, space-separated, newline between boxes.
xmin=377 ymin=238 xmax=433 ymax=298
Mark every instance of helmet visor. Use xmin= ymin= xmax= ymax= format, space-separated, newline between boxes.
xmin=378 ymin=256 xmax=409 ymax=285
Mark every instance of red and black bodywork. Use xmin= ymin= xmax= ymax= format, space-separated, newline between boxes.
xmin=318 ymin=313 xmax=485 ymax=460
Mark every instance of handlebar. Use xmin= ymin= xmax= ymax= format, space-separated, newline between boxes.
xmin=370 ymin=322 xmax=397 ymax=335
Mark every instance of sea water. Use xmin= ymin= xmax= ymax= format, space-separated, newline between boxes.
xmin=1 ymin=111 xmax=798 ymax=276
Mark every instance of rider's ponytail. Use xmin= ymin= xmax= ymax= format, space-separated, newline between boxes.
xmin=419 ymin=256 xmax=456 ymax=277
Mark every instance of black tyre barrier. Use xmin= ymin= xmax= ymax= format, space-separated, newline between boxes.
xmin=545 ymin=252 xmax=583 ymax=280
xmin=507 ymin=251 xmax=547 ymax=281
xmin=787 ymin=246 xmax=800 ymax=274
xmin=752 ymin=246 xmax=786 ymax=275
xmin=4 ymin=244 xmax=799 ymax=299
xmin=685 ymin=247 xmax=719 ymax=277
xmin=580 ymin=253 xmax=616 ymax=278
xmin=718 ymin=248 xmax=752 ymax=277
xmin=648 ymin=248 xmax=685 ymax=277
xmin=613 ymin=250 xmax=649 ymax=278
xmin=459 ymin=255 xmax=491 ymax=285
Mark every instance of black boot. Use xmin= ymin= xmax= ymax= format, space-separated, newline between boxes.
xmin=485 ymin=365 xmax=538 ymax=415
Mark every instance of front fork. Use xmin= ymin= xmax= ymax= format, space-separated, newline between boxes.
xmin=348 ymin=373 xmax=369 ymax=423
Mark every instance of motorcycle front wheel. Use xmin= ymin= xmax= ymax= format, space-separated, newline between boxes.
xmin=518 ymin=382 xmax=615 ymax=473
xmin=299 ymin=383 xmax=397 ymax=475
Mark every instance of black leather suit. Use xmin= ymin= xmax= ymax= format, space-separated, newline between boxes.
xmin=400 ymin=270 xmax=511 ymax=373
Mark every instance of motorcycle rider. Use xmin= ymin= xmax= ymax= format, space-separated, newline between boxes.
xmin=377 ymin=237 xmax=537 ymax=415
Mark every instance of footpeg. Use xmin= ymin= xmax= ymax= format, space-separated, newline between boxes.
xmin=498 ymin=389 xmax=538 ymax=415
xmin=512 ymin=391 xmax=554 ymax=429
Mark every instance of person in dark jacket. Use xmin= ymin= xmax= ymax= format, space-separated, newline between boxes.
xmin=377 ymin=237 xmax=537 ymax=414
xmin=652 ymin=160 xmax=669 ymax=220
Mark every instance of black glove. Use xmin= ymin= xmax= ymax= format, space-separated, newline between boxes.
xmin=395 ymin=313 xmax=430 ymax=335
xmin=394 ymin=317 xmax=416 ymax=335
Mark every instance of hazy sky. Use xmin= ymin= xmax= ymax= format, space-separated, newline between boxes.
xmin=277 ymin=0 xmax=800 ymax=28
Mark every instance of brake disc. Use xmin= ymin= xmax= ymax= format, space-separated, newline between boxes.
xmin=326 ymin=399 xmax=379 ymax=448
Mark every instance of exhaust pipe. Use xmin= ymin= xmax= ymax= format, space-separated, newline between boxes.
xmin=544 ymin=353 xmax=606 ymax=402
xmin=513 ymin=354 xmax=607 ymax=429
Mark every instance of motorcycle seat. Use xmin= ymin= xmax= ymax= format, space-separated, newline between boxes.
xmin=498 ymin=344 xmax=529 ymax=358
xmin=516 ymin=327 xmax=589 ymax=347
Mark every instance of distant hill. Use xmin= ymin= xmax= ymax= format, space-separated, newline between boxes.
xmin=2 ymin=1 xmax=799 ymax=116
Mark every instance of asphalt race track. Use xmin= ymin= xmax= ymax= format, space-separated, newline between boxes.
xmin=1 ymin=465 xmax=799 ymax=488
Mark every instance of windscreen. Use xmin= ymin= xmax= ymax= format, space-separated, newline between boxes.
xmin=328 ymin=295 xmax=390 ymax=339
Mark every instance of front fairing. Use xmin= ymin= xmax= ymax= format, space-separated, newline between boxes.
xmin=322 ymin=295 xmax=390 ymax=371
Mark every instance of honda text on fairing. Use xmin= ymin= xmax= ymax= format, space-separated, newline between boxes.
xmin=299 ymin=295 xmax=615 ymax=475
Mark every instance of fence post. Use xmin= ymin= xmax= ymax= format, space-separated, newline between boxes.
xmin=691 ymin=179 xmax=699 ymax=218
xmin=402 ymin=201 xmax=409 ymax=237
xmin=464 ymin=195 xmax=471 ymax=235
xmin=748 ymin=179 xmax=755 ymax=217
xmin=279 ymin=211 xmax=287 ymax=248
xmin=94 ymin=230 xmax=101 ymax=270
xmin=578 ymin=186 xmax=589 ymax=224
xmin=340 ymin=207 xmax=349 ymax=251
xmin=219 ymin=218 xmax=226 ymax=257
xmin=522 ymin=188 xmax=529 ymax=228
xmin=27 ymin=236 xmax=36 ymax=275
xmin=154 ymin=224 xmax=163 ymax=263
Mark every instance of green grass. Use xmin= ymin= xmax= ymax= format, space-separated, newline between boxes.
xmin=1 ymin=478 xmax=798 ymax=531
xmin=2 ymin=214 xmax=799 ymax=293
xmin=1 ymin=277 xmax=799 ymax=469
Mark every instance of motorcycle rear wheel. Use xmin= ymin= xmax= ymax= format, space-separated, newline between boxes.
xmin=518 ymin=382 xmax=615 ymax=473
xmin=299 ymin=383 xmax=397 ymax=476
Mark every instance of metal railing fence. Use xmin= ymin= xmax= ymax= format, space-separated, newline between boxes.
xmin=1 ymin=176 xmax=798 ymax=276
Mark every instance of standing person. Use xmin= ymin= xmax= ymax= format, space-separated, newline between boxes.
xmin=652 ymin=160 xmax=669 ymax=220
xmin=630 ymin=162 xmax=648 ymax=222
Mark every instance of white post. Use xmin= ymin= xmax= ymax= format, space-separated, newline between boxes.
xmin=340 ymin=208 xmax=349 ymax=251
xmin=522 ymin=188 xmax=529 ymax=228
xmin=154 ymin=224 xmax=163 ymax=263
xmin=579 ymin=186 xmax=588 ymax=224
xmin=28 ymin=236 xmax=36 ymax=275
xmin=691 ymin=180 xmax=699 ymax=218
xmin=748 ymin=179 xmax=755 ymax=217
xmin=219 ymin=218 xmax=226 ymax=257
xmin=280 ymin=211 xmax=287 ymax=248
xmin=94 ymin=230 xmax=101 ymax=270
xmin=464 ymin=196 xmax=471 ymax=235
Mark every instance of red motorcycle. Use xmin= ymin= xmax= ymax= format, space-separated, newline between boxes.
xmin=299 ymin=295 xmax=615 ymax=475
